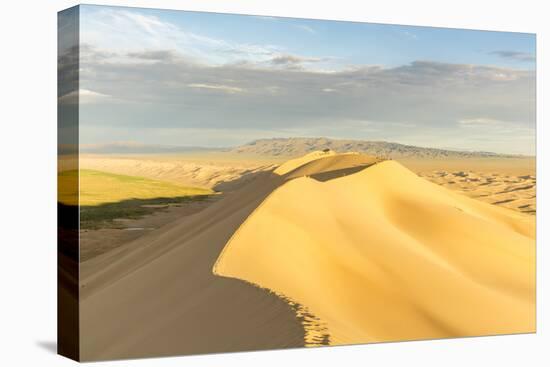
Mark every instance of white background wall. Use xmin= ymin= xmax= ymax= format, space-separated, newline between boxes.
xmin=0 ymin=0 xmax=547 ymax=366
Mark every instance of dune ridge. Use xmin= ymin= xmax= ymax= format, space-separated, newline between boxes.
xmin=78 ymin=171 xmax=307 ymax=360
xmin=274 ymin=150 xmax=338 ymax=175
xmin=214 ymin=159 xmax=535 ymax=345
xmin=79 ymin=151 xmax=534 ymax=359
xmin=419 ymin=170 xmax=536 ymax=215
xmin=78 ymin=151 xmax=381 ymax=359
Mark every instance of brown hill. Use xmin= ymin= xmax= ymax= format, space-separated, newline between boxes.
xmin=231 ymin=137 xmax=523 ymax=159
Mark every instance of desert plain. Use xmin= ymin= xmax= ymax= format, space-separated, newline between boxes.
xmin=58 ymin=139 xmax=535 ymax=360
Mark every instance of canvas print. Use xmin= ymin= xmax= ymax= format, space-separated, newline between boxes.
xmin=58 ymin=5 xmax=536 ymax=362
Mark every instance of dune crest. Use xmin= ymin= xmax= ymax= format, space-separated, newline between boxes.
xmin=214 ymin=158 xmax=535 ymax=345
xmin=274 ymin=150 xmax=337 ymax=175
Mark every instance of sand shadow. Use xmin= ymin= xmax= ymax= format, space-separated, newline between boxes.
xmin=60 ymin=194 xmax=214 ymax=231
xmin=79 ymin=171 xmax=310 ymax=360
xmin=212 ymin=167 xmax=275 ymax=192
xmin=310 ymin=164 xmax=374 ymax=182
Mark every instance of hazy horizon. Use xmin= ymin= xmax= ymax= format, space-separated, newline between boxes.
xmin=65 ymin=5 xmax=535 ymax=155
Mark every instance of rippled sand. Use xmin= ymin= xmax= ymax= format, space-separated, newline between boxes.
xmin=419 ymin=171 xmax=535 ymax=215
xmin=215 ymin=153 xmax=535 ymax=345
xmin=78 ymin=152 xmax=535 ymax=359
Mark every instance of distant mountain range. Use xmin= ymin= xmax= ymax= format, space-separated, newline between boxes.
xmin=230 ymin=138 xmax=523 ymax=159
xmin=79 ymin=138 xmax=526 ymax=158
xmin=80 ymin=142 xmax=221 ymax=154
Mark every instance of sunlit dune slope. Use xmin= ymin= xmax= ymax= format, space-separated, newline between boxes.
xmin=214 ymin=159 xmax=535 ymax=345
xmin=77 ymin=151 xmax=381 ymax=359
xmin=274 ymin=150 xmax=337 ymax=175
xmin=278 ymin=151 xmax=382 ymax=180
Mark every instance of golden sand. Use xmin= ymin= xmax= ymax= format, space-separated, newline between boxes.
xmin=419 ymin=170 xmax=536 ymax=215
xmin=214 ymin=158 xmax=535 ymax=345
xmin=79 ymin=152 xmax=535 ymax=359
xmin=274 ymin=150 xmax=338 ymax=175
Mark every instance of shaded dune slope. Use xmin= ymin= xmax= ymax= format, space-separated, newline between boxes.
xmin=79 ymin=171 xmax=304 ymax=360
xmin=214 ymin=160 xmax=535 ymax=345
xmin=79 ymin=151 xmax=378 ymax=360
xmin=278 ymin=152 xmax=382 ymax=179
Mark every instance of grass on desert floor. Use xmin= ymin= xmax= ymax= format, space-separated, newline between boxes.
xmin=58 ymin=169 xmax=214 ymax=229
xmin=78 ymin=195 xmax=213 ymax=230
xmin=59 ymin=169 xmax=213 ymax=206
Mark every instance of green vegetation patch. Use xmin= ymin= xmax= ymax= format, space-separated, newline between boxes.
xmin=58 ymin=169 xmax=214 ymax=229
xmin=79 ymin=195 xmax=211 ymax=230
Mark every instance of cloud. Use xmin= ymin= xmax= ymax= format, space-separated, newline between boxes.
xmin=271 ymin=54 xmax=320 ymax=65
xmin=490 ymin=50 xmax=535 ymax=62
xmin=59 ymin=88 xmax=111 ymax=104
xmin=126 ymin=50 xmax=180 ymax=62
xmin=295 ymin=24 xmax=316 ymax=34
xmin=187 ymin=83 xmax=245 ymax=94
xmin=253 ymin=15 xmax=279 ymax=21
xmin=454 ymin=117 xmax=535 ymax=154
xmin=458 ymin=118 xmax=503 ymax=125
xmin=80 ymin=7 xmax=341 ymax=73
xmin=78 ymin=43 xmax=535 ymax=154
xmin=400 ymin=30 xmax=418 ymax=40
xmin=385 ymin=60 xmax=528 ymax=83
xmin=76 ymin=6 xmax=535 ymax=154
xmin=80 ymin=7 xmax=287 ymax=67
xmin=268 ymin=54 xmax=327 ymax=70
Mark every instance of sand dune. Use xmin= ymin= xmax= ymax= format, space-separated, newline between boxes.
xmin=274 ymin=150 xmax=338 ymax=175
xmin=79 ymin=170 xmax=307 ymax=360
xmin=419 ymin=170 xmax=536 ymax=215
xmin=79 ymin=154 xmax=276 ymax=190
xmin=78 ymin=151 xmax=381 ymax=360
xmin=214 ymin=159 xmax=535 ymax=345
xmin=276 ymin=151 xmax=381 ymax=179
xmin=80 ymin=151 xmax=535 ymax=359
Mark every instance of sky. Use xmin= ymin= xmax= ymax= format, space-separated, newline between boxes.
xmin=71 ymin=5 xmax=536 ymax=154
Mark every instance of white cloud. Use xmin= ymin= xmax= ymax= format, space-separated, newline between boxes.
xmin=58 ymin=88 xmax=111 ymax=104
xmin=295 ymin=25 xmax=316 ymax=34
xmin=253 ymin=15 xmax=279 ymax=21
xmin=79 ymin=7 xmax=341 ymax=72
xmin=490 ymin=50 xmax=535 ymax=62
xmin=187 ymin=83 xmax=245 ymax=94
xmin=458 ymin=118 xmax=504 ymax=125
xmin=81 ymin=7 xmax=285 ymax=67
xmin=401 ymin=31 xmax=418 ymax=40
xmin=76 ymin=8 xmax=536 ymax=155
